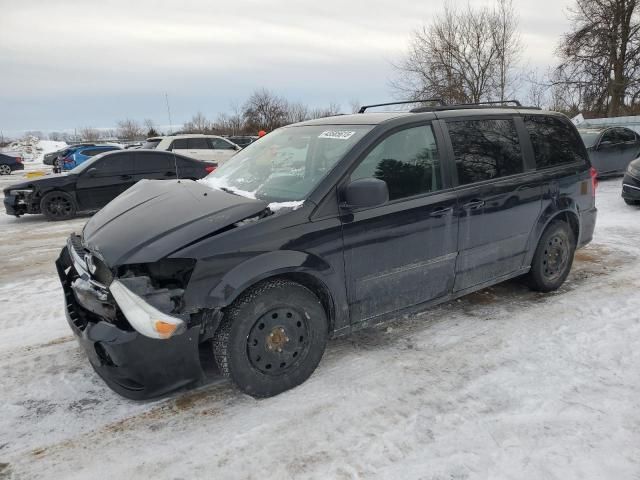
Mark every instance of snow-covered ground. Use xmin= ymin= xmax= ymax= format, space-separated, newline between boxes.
xmin=0 ymin=177 xmax=639 ymax=479
xmin=1 ymin=139 xmax=67 ymax=162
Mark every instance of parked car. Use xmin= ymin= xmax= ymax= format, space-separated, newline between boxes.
xmin=55 ymin=144 xmax=122 ymax=172
xmin=56 ymin=102 xmax=597 ymax=400
xmin=227 ymin=135 xmax=258 ymax=148
xmin=621 ymin=156 xmax=640 ymax=205
xmin=141 ymin=134 xmax=240 ymax=164
xmin=578 ymin=126 xmax=640 ymax=177
xmin=4 ymin=150 xmax=216 ymax=220
xmin=0 ymin=153 xmax=24 ymax=175
xmin=44 ymin=144 xmax=94 ymax=165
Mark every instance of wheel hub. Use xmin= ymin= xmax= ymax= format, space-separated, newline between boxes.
xmin=247 ymin=307 xmax=310 ymax=376
xmin=543 ymin=235 xmax=569 ymax=278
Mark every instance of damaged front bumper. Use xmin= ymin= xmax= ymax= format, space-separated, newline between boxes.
xmin=3 ymin=189 xmax=33 ymax=216
xmin=56 ymin=238 xmax=205 ymax=400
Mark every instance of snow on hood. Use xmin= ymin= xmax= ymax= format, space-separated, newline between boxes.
xmin=199 ymin=176 xmax=304 ymax=213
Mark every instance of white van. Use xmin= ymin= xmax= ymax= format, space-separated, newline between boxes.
xmin=141 ymin=134 xmax=240 ymax=165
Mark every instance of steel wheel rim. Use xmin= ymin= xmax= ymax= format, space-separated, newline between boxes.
xmin=45 ymin=195 xmax=73 ymax=217
xmin=246 ymin=306 xmax=311 ymax=376
xmin=542 ymin=234 xmax=569 ymax=280
xmin=0 ymin=164 xmax=11 ymax=175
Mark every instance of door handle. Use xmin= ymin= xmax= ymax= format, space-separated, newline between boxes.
xmin=429 ymin=206 xmax=453 ymax=217
xmin=462 ymin=200 xmax=485 ymax=210
xmin=120 ymin=174 xmax=132 ymax=180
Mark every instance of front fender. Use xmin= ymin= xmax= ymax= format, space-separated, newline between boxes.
xmin=183 ymin=250 xmax=334 ymax=311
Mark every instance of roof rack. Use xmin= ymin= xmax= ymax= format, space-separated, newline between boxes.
xmin=410 ymin=99 xmax=539 ymax=113
xmin=358 ymin=99 xmax=445 ymax=114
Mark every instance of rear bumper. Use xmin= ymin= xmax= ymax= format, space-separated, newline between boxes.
xmin=621 ymin=174 xmax=640 ymax=201
xmin=578 ymin=207 xmax=597 ymax=248
xmin=12 ymin=163 xmax=24 ymax=171
xmin=56 ymin=245 xmax=203 ymax=400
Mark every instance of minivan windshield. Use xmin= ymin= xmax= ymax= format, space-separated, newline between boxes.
xmin=201 ymin=125 xmax=373 ymax=202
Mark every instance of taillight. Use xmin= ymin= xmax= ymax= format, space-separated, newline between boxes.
xmin=589 ymin=167 xmax=598 ymax=195
xmin=205 ymin=166 xmax=216 ymax=173
xmin=15 ymin=157 xmax=23 ymax=163
xmin=63 ymin=156 xmax=74 ymax=164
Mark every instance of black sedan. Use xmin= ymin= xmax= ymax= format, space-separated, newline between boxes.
xmin=578 ymin=126 xmax=640 ymax=177
xmin=622 ymin=157 xmax=640 ymax=206
xmin=4 ymin=149 xmax=217 ymax=220
xmin=0 ymin=153 xmax=25 ymax=175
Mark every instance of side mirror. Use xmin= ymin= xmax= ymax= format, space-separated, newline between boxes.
xmin=86 ymin=168 xmax=97 ymax=177
xmin=343 ymin=178 xmax=389 ymax=209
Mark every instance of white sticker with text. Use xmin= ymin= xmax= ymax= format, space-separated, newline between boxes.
xmin=318 ymin=130 xmax=356 ymax=140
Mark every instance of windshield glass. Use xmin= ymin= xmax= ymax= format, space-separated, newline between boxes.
xmin=68 ymin=152 xmax=109 ymax=173
xmin=578 ymin=130 xmax=602 ymax=148
xmin=201 ymin=125 xmax=373 ymax=202
xmin=141 ymin=139 xmax=161 ymax=149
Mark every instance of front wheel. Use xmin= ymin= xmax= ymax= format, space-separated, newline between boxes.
xmin=40 ymin=191 xmax=77 ymax=221
xmin=0 ymin=164 xmax=11 ymax=175
xmin=213 ymin=279 xmax=328 ymax=398
xmin=526 ymin=220 xmax=576 ymax=292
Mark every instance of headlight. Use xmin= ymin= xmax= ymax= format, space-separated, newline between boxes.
xmin=109 ymin=279 xmax=185 ymax=339
xmin=10 ymin=189 xmax=33 ymax=195
xmin=628 ymin=163 xmax=640 ymax=178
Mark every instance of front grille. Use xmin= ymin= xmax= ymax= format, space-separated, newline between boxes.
xmin=69 ymin=234 xmax=114 ymax=286
xmin=92 ymin=256 xmax=114 ymax=285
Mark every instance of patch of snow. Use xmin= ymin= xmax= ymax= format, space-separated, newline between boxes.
xmin=267 ymin=200 xmax=304 ymax=212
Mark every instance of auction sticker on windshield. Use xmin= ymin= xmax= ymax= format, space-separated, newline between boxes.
xmin=318 ymin=130 xmax=356 ymax=140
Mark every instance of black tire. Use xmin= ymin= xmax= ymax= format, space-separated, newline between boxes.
xmin=0 ymin=164 xmax=12 ymax=175
xmin=40 ymin=191 xmax=77 ymax=221
xmin=526 ymin=220 xmax=576 ymax=292
xmin=624 ymin=198 xmax=640 ymax=206
xmin=213 ymin=279 xmax=328 ymax=398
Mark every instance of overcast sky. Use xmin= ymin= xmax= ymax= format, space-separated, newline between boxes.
xmin=0 ymin=0 xmax=574 ymax=135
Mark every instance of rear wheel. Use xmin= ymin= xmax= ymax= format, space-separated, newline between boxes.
xmin=40 ymin=191 xmax=77 ymax=221
xmin=624 ymin=198 xmax=640 ymax=206
xmin=526 ymin=220 xmax=575 ymax=292
xmin=0 ymin=164 xmax=11 ymax=175
xmin=213 ymin=279 xmax=328 ymax=398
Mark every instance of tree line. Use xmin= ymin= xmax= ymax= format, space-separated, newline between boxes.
xmin=394 ymin=0 xmax=640 ymax=117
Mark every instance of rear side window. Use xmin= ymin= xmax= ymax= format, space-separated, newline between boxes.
xmin=210 ymin=138 xmax=236 ymax=150
xmin=524 ymin=115 xmax=588 ymax=168
xmin=170 ymin=139 xmax=189 ymax=150
xmin=135 ymin=152 xmax=173 ymax=172
xmin=448 ymin=119 xmax=524 ymax=185
xmin=80 ymin=148 xmax=103 ymax=157
xmin=615 ymin=128 xmax=637 ymax=143
xmin=188 ymin=138 xmax=211 ymax=149
xmin=351 ymin=124 xmax=442 ymax=201
xmin=92 ymin=153 xmax=135 ymax=174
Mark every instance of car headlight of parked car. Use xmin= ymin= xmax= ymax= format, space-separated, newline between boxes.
xmin=10 ymin=189 xmax=34 ymax=204
xmin=627 ymin=163 xmax=640 ymax=179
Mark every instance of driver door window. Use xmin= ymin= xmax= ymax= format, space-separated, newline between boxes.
xmin=351 ymin=124 xmax=442 ymax=201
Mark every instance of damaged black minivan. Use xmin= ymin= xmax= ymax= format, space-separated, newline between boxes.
xmin=57 ymin=102 xmax=597 ymax=399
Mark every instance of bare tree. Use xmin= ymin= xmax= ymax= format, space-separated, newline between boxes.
xmin=285 ymin=101 xmax=310 ymax=124
xmin=243 ymin=89 xmax=288 ymax=132
xmin=79 ymin=127 xmax=101 ymax=142
xmin=349 ymin=99 xmax=361 ymax=114
xmin=524 ymin=69 xmax=551 ymax=109
xmin=48 ymin=131 xmax=63 ymax=141
xmin=393 ymin=1 xmax=522 ymax=104
xmin=143 ymin=118 xmax=159 ymax=137
xmin=117 ymin=119 xmax=144 ymax=141
xmin=182 ymin=112 xmax=212 ymax=133
xmin=309 ymin=102 xmax=342 ymax=119
xmin=556 ymin=0 xmax=640 ymax=116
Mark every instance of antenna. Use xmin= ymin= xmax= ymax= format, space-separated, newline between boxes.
xmin=165 ymin=93 xmax=179 ymax=180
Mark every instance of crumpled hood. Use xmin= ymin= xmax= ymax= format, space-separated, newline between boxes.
xmin=82 ymin=179 xmax=268 ymax=266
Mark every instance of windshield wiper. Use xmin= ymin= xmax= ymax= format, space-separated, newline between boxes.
xmin=219 ymin=187 xmax=239 ymax=196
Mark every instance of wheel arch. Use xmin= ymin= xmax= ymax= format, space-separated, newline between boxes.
xmin=525 ymin=205 xmax=580 ymax=266
xmin=193 ymin=250 xmax=342 ymax=333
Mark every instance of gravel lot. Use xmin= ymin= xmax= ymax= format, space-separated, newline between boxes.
xmin=1 ymin=164 xmax=639 ymax=480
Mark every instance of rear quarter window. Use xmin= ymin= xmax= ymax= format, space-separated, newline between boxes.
xmin=524 ymin=115 xmax=588 ymax=169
